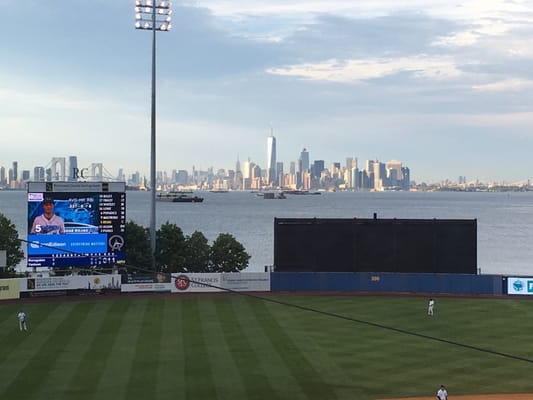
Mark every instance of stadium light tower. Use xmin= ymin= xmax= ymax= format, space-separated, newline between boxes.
xmin=134 ymin=0 xmax=172 ymax=269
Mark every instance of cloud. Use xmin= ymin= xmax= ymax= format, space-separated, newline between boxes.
xmin=267 ymin=55 xmax=462 ymax=83
xmin=472 ymin=79 xmax=533 ymax=92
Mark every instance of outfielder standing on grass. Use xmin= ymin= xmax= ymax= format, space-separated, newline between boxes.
xmin=436 ymin=384 xmax=448 ymax=400
xmin=428 ymin=298 xmax=435 ymax=316
xmin=17 ymin=311 xmax=27 ymax=331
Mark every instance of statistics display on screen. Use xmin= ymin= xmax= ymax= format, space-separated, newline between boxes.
xmin=27 ymin=182 xmax=126 ymax=268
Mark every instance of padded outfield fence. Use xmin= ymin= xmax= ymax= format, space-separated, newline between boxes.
xmin=1 ymin=271 xmax=530 ymax=300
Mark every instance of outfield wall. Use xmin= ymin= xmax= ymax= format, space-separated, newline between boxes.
xmin=270 ymin=272 xmax=504 ymax=295
xmin=0 ymin=272 xmax=515 ymax=300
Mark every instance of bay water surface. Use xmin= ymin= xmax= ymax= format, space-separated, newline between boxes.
xmin=1 ymin=190 xmax=532 ymax=275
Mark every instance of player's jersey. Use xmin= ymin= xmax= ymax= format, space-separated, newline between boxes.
xmin=31 ymin=215 xmax=65 ymax=234
xmin=17 ymin=312 xmax=26 ymax=322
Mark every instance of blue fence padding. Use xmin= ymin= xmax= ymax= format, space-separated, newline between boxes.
xmin=270 ymin=272 xmax=503 ymax=295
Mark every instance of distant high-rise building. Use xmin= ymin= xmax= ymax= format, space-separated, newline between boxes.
xmin=312 ymin=160 xmax=324 ymax=179
xmin=22 ymin=170 xmax=30 ymax=181
xmin=176 ymin=170 xmax=188 ymax=185
xmin=0 ymin=166 xmax=5 ymax=185
xmin=34 ymin=167 xmax=45 ymax=182
xmin=12 ymin=161 xmax=18 ymax=182
xmin=276 ymin=161 xmax=284 ymax=186
xmin=266 ymin=134 xmax=277 ymax=186
xmin=300 ymin=148 xmax=309 ymax=172
xmin=68 ymin=156 xmax=78 ymax=181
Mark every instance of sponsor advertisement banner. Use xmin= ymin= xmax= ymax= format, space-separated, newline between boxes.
xmin=171 ymin=273 xmax=222 ymax=293
xmin=20 ymin=275 xmax=121 ymax=292
xmin=121 ymin=283 xmax=172 ymax=292
xmin=221 ymin=273 xmax=271 ymax=292
xmin=120 ymin=273 xmax=272 ymax=294
xmin=507 ymin=277 xmax=533 ymax=295
xmin=0 ymin=279 xmax=20 ymax=300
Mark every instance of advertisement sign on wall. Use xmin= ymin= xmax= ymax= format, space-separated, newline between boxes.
xmin=507 ymin=277 xmax=533 ymax=295
xmin=20 ymin=275 xmax=121 ymax=292
xmin=171 ymin=273 xmax=221 ymax=293
xmin=0 ymin=279 xmax=20 ymax=300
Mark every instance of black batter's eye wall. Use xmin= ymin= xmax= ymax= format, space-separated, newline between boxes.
xmin=274 ymin=218 xmax=477 ymax=274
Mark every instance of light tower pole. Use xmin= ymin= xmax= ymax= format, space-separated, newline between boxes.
xmin=134 ymin=0 xmax=172 ymax=269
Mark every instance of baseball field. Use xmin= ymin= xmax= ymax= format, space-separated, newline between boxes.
xmin=1 ymin=293 xmax=533 ymax=400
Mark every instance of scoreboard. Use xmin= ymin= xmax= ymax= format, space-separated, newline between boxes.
xmin=27 ymin=182 xmax=126 ymax=268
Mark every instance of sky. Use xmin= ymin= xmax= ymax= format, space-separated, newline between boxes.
xmin=2 ymin=0 xmax=533 ymax=183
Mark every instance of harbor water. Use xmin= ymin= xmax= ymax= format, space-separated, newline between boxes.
xmin=1 ymin=190 xmax=532 ymax=275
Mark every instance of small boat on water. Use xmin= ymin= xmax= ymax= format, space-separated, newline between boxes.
xmin=283 ymin=190 xmax=321 ymax=195
xmin=256 ymin=192 xmax=286 ymax=199
xmin=156 ymin=192 xmax=204 ymax=203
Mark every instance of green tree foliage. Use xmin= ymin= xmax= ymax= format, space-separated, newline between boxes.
xmin=125 ymin=221 xmax=152 ymax=271
xmin=155 ymin=221 xmax=186 ymax=273
xmin=0 ymin=213 xmax=24 ymax=273
xmin=209 ymin=233 xmax=251 ymax=272
xmin=184 ymin=231 xmax=210 ymax=272
xmin=125 ymin=221 xmax=250 ymax=274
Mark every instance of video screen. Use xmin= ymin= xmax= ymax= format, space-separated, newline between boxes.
xmin=27 ymin=183 xmax=126 ymax=268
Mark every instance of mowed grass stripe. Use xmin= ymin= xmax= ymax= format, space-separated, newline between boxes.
xmin=198 ymin=296 xmax=247 ymax=400
xmin=156 ymin=298 xmax=185 ymax=400
xmin=94 ymin=299 xmax=146 ymax=399
xmin=63 ymin=300 xmax=130 ymax=400
xmin=35 ymin=301 xmax=111 ymax=400
xmin=280 ymin=297 xmax=368 ymax=399
xmin=125 ymin=299 xmax=164 ymax=399
xmin=251 ymin=297 xmax=337 ymax=400
xmin=0 ymin=302 xmax=95 ymax=399
xmin=215 ymin=296 xmax=281 ymax=400
xmin=0 ymin=302 xmax=62 ymax=363
xmin=239 ymin=296 xmax=310 ymax=399
xmin=182 ymin=297 xmax=217 ymax=399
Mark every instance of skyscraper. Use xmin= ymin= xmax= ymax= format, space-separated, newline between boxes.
xmin=300 ymin=148 xmax=309 ymax=172
xmin=12 ymin=161 xmax=18 ymax=182
xmin=68 ymin=156 xmax=78 ymax=181
xmin=267 ymin=134 xmax=276 ymax=186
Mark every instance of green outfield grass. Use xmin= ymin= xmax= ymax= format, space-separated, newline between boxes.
xmin=1 ymin=294 xmax=533 ymax=400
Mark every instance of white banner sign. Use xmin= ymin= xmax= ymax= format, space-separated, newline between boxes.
xmin=121 ymin=283 xmax=171 ymax=292
xmin=221 ymin=272 xmax=270 ymax=292
xmin=120 ymin=273 xmax=271 ymax=294
xmin=507 ymin=277 xmax=533 ymax=295
xmin=20 ymin=275 xmax=121 ymax=292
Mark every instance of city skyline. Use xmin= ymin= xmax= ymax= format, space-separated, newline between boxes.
xmin=2 ymin=1 xmax=533 ymax=182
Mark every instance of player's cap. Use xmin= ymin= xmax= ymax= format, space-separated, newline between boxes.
xmin=43 ymin=197 xmax=54 ymax=204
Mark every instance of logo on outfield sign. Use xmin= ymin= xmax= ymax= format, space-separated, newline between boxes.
xmin=175 ymin=275 xmax=190 ymax=291
xmin=513 ymin=280 xmax=523 ymax=292
xmin=528 ymin=281 xmax=533 ymax=292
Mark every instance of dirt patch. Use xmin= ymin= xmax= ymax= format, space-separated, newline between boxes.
xmin=378 ymin=394 xmax=533 ymax=400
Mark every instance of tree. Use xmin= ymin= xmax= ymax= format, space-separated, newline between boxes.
xmin=209 ymin=233 xmax=250 ymax=272
xmin=184 ymin=231 xmax=210 ymax=272
xmin=0 ymin=213 xmax=24 ymax=274
xmin=125 ymin=221 xmax=152 ymax=271
xmin=155 ymin=221 xmax=187 ymax=272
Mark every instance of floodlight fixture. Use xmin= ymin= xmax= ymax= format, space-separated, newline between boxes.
xmin=134 ymin=1 xmax=172 ymax=31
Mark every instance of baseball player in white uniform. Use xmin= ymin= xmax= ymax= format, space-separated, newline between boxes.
xmin=428 ymin=298 xmax=435 ymax=316
xmin=17 ymin=311 xmax=27 ymax=331
xmin=31 ymin=197 xmax=65 ymax=234
xmin=437 ymin=384 xmax=448 ymax=400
